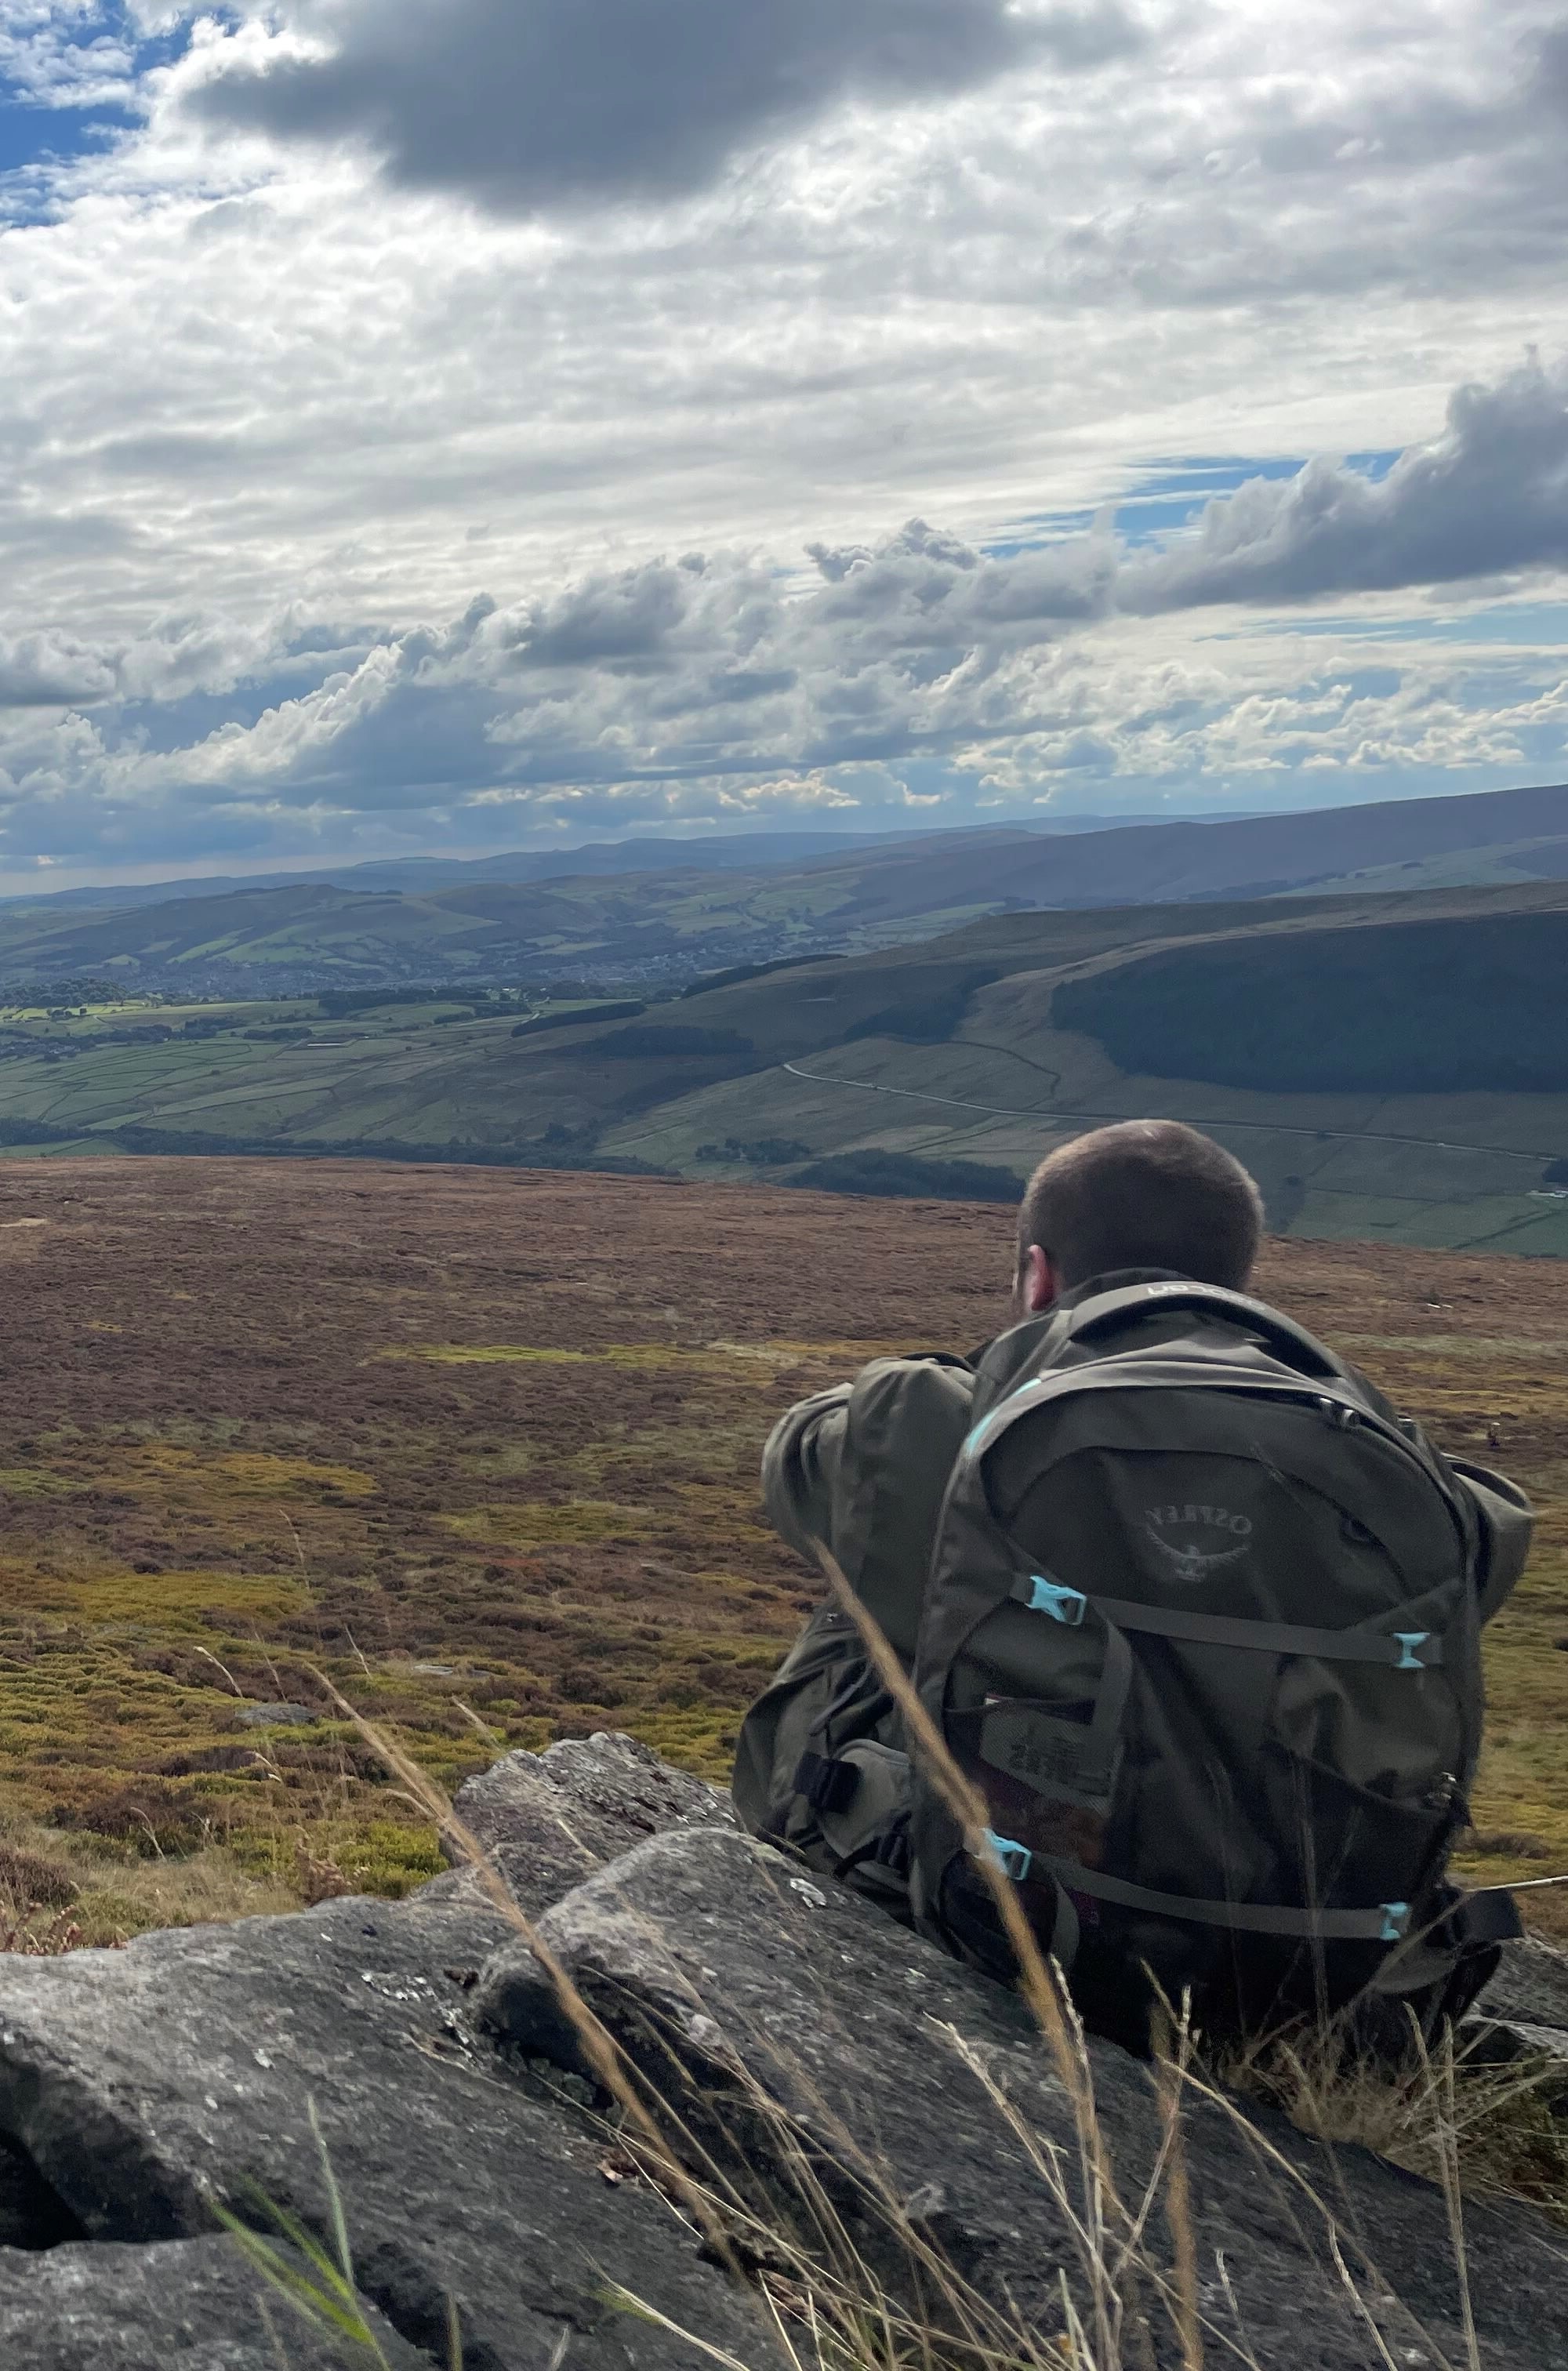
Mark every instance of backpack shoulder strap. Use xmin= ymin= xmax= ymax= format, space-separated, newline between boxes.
xmin=1061 ymin=1280 xmax=1346 ymax=1382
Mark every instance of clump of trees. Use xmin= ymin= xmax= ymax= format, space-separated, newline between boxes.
xmin=682 ymin=954 xmax=834 ymax=997
xmin=842 ymin=966 xmax=1002 ymax=1045
xmin=512 ymin=1002 xmax=646 ymax=1037
xmin=3 ymin=1114 xmax=667 ymax=1176
xmin=593 ymin=1025 xmax=756 ymax=1060
xmin=786 ymin=1149 xmax=1022 ymax=1202
xmin=693 ymin=1136 xmax=812 ymax=1165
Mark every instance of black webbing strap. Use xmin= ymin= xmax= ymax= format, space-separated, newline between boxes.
xmin=1080 ymin=1621 xmax=1131 ymax=1792
xmin=1091 ymin=1596 xmax=1444 ymax=1670
xmin=1041 ymin=1856 xmax=1410 ymax=1942
xmin=792 ymin=1751 xmax=859 ymax=1815
xmin=999 ymin=1572 xmax=1127 ymax=1791
xmin=1007 ymin=1574 xmax=1443 ymax=1670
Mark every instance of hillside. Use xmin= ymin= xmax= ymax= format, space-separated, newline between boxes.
xmin=5 ymin=776 xmax=1568 ymax=997
xmin=0 ymin=1158 xmax=1557 ymax=1952
xmin=597 ymin=879 xmax=1568 ymax=1257
xmin=1051 ymin=910 xmax=1568 ymax=1093
xmin=5 ymin=878 xmax=1568 ymax=1251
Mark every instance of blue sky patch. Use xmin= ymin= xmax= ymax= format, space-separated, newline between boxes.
xmin=985 ymin=450 xmax=1406 ymax=560
xmin=0 ymin=96 xmax=130 ymax=175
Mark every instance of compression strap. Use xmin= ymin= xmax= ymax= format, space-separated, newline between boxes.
xmin=1007 ymin=1577 xmax=1442 ymax=1669
xmin=973 ymin=1835 xmax=1410 ymax=1940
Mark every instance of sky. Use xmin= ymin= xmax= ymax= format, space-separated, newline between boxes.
xmin=2 ymin=3 xmax=1568 ymax=888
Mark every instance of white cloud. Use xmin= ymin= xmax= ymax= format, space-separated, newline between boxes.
xmin=0 ymin=3 xmax=140 ymax=110
xmin=1 ymin=4 xmax=1568 ymax=881
xmin=0 ymin=350 xmax=1564 ymax=880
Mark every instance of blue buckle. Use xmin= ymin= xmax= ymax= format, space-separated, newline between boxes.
xmin=1393 ymin=1633 xmax=1430 ymax=1672
xmin=979 ymin=1829 xmax=1033 ymax=1883
xmin=1025 ymin=1574 xmax=1087 ymax=1626
xmin=1380 ymin=1902 xmax=1411 ymax=1943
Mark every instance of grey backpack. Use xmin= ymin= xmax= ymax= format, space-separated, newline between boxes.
xmin=907 ymin=1281 xmax=1521 ymax=2035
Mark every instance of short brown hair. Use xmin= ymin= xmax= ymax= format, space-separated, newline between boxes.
xmin=1017 ymin=1120 xmax=1263 ymax=1292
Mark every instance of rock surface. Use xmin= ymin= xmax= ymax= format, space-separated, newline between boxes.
xmin=474 ymin=1823 xmax=1568 ymax=2371
xmin=0 ymin=2236 xmax=428 ymax=2370
xmin=0 ymin=1728 xmax=1562 ymax=2369
xmin=0 ymin=1864 xmax=769 ymax=2369
xmin=1480 ymin=1932 xmax=1568 ymax=2033
xmin=234 ymin=1701 xmax=317 ymax=1728
xmin=439 ymin=1730 xmax=738 ymax=1917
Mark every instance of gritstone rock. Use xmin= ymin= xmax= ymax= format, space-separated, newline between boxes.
xmin=434 ymin=1729 xmax=738 ymax=1916
xmin=474 ymin=1814 xmax=1568 ymax=2371
xmin=0 ymin=2235 xmax=428 ymax=2369
xmin=0 ymin=1877 xmax=772 ymax=2371
xmin=0 ymin=1725 xmax=1563 ymax=2370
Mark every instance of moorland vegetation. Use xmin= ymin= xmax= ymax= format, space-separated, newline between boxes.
xmin=0 ymin=1159 xmax=1559 ymax=1959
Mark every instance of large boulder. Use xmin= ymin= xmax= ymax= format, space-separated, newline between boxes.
xmin=0 ymin=1725 xmax=1562 ymax=2371
xmin=0 ymin=1878 xmax=771 ymax=2371
xmin=474 ymin=1814 xmax=1568 ymax=2371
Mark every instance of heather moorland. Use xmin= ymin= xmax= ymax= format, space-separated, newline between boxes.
xmin=0 ymin=1157 xmax=1560 ymax=1948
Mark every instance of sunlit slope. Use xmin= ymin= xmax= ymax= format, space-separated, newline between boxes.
xmin=601 ymin=885 xmax=1568 ymax=1255
xmin=6 ymin=881 xmax=1568 ymax=1251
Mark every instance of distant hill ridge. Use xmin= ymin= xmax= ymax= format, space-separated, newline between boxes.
xmin=0 ymin=775 xmax=1566 ymax=999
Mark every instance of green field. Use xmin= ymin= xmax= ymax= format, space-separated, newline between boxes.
xmin=6 ymin=883 xmax=1568 ymax=1254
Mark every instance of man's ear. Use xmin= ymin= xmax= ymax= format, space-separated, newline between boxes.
xmin=1022 ymin=1242 xmax=1058 ymax=1315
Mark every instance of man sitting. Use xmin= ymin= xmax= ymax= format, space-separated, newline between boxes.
xmin=736 ymin=1120 xmax=1532 ymax=2050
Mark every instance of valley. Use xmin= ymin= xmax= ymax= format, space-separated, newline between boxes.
xmin=2 ymin=876 xmax=1568 ymax=1253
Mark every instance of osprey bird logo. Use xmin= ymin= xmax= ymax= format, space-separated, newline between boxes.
xmin=1143 ymin=1504 xmax=1254 ymax=1585
xmin=1145 ymin=1529 xmax=1251 ymax=1585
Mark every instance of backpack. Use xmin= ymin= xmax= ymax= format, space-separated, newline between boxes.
xmin=731 ymin=1600 xmax=916 ymax=1919
xmin=906 ymin=1280 xmax=1522 ymax=2043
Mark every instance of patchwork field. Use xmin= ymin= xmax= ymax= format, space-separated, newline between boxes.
xmin=0 ymin=1158 xmax=1560 ymax=1949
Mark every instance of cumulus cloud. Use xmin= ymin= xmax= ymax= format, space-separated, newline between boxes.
xmin=0 ymin=2 xmax=142 ymax=111
xmin=8 ymin=7 xmax=1568 ymax=881
xmin=1123 ymin=355 xmax=1568 ymax=610
xmin=5 ymin=351 xmax=1568 ymax=866
xmin=188 ymin=0 xmax=1140 ymax=212
xmin=0 ymin=630 xmax=118 ymax=706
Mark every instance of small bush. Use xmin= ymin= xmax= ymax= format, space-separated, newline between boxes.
xmin=0 ymin=1843 xmax=77 ymax=1909
xmin=694 ymin=1136 xmax=812 ymax=1165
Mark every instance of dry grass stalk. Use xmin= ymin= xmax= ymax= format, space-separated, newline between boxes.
xmin=308 ymin=1668 xmax=742 ymax=2269
xmin=1226 ymin=2015 xmax=1568 ymax=2225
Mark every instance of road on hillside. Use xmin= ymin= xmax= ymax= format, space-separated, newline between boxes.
xmin=778 ymin=1059 xmax=1561 ymax=1167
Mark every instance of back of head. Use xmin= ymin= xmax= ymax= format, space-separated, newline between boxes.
xmin=1018 ymin=1120 xmax=1263 ymax=1293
